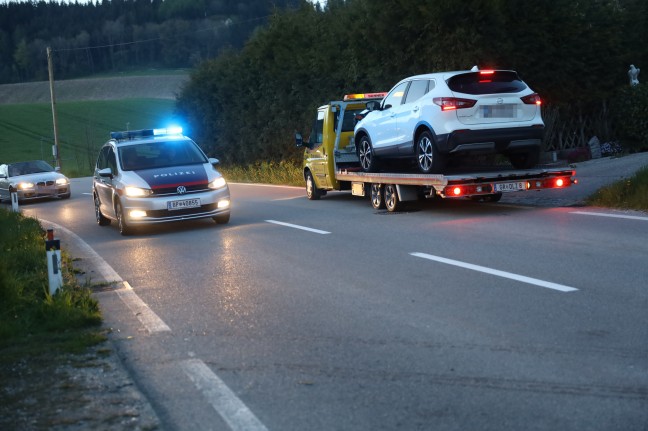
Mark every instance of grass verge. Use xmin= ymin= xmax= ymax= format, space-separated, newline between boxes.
xmin=219 ymin=159 xmax=304 ymax=187
xmin=586 ymin=165 xmax=648 ymax=210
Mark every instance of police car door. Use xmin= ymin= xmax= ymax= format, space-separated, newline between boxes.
xmin=94 ymin=146 xmax=117 ymax=218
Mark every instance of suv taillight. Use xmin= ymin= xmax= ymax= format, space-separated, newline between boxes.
xmin=521 ymin=93 xmax=542 ymax=105
xmin=433 ymin=97 xmax=477 ymax=111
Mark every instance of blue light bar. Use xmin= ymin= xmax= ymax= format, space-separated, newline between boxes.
xmin=110 ymin=127 xmax=183 ymax=141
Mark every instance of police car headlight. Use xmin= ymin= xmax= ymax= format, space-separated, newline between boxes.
xmin=18 ymin=182 xmax=34 ymax=190
xmin=125 ymin=186 xmax=153 ymax=197
xmin=56 ymin=178 xmax=69 ymax=185
xmin=208 ymin=177 xmax=227 ymax=190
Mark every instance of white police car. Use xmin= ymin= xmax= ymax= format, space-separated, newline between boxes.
xmin=93 ymin=127 xmax=230 ymax=235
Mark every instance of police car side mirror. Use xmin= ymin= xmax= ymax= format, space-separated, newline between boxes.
xmin=97 ymin=167 xmax=113 ymax=178
xmin=209 ymin=158 xmax=220 ymax=165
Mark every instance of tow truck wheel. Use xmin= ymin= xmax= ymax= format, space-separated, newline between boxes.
xmin=384 ymin=184 xmax=402 ymax=212
xmin=357 ymin=135 xmax=378 ymax=172
xmin=416 ymin=131 xmax=445 ymax=174
xmin=94 ymin=194 xmax=110 ymax=226
xmin=305 ymin=171 xmax=322 ymax=200
xmin=115 ymin=200 xmax=134 ymax=236
xmin=508 ymin=150 xmax=540 ymax=169
xmin=370 ymin=184 xmax=385 ymax=209
xmin=484 ymin=192 xmax=503 ymax=202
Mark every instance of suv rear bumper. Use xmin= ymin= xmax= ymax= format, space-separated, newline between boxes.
xmin=435 ymin=125 xmax=544 ymax=154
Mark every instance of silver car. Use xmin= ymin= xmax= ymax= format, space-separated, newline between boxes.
xmin=0 ymin=160 xmax=71 ymax=202
xmin=93 ymin=127 xmax=231 ymax=235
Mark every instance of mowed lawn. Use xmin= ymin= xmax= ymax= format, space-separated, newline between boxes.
xmin=0 ymin=99 xmax=177 ymax=177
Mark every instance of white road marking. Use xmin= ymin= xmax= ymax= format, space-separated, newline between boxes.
xmin=272 ymin=195 xmax=303 ymax=201
xmin=39 ymin=219 xmax=171 ymax=333
xmin=181 ymin=358 xmax=269 ymax=431
xmin=82 ymin=192 xmax=92 ymax=195
xmin=231 ymin=182 xmax=302 ymax=189
xmin=118 ymin=282 xmax=171 ymax=333
xmin=265 ymin=219 xmax=331 ymax=234
xmin=570 ymin=211 xmax=648 ymax=221
xmin=410 ymin=252 xmax=578 ymax=293
xmin=40 ymin=220 xmax=122 ymax=281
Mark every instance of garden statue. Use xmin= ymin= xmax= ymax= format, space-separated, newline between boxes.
xmin=628 ymin=64 xmax=640 ymax=85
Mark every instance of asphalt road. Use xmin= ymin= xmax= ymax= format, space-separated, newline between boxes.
xmin=13 ymin=161 xmax=648 ymax=431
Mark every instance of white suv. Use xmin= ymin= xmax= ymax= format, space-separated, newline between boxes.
xmin=354 ymin=67 xmax=544 ymax=173
xmin=93 ymin=127 xmax=230 ymax=235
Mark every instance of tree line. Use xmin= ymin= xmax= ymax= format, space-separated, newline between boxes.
xmin=0 ymin=0 xmax=300 ymax=83
xmin=176 ymin=0 xmax=648 ymax=165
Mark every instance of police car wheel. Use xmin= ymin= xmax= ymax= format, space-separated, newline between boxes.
xmin=94 ymin=194 xmax=110 ymax=226
xmin=115 ymin=201 xmax=134 ymax=235
xmin=213 ymin=213 xmax=230 ymax=224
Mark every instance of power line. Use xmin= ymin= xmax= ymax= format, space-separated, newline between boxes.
xmin=51 ymin=14 xmax=272 ymax=53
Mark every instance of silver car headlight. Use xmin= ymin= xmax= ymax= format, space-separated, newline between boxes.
xmin=56 ymin=178 xmax=69 ymax=185
xmin=18 ymin=182 xmax=34 ymax=190
xmin=124 ymin=186 xmax=153 ymax=197
xmin=208 ymin=177 xmax=227 ymax=190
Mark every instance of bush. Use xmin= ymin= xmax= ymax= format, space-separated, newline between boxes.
xmin=611 ymin=84 xmax=648 ymax=152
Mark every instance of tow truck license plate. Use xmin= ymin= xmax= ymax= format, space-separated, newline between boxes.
xmin=494 ymin=181 xmax=526 ymax=192
xmin=168 ymin=198 xmax=201 ymax=210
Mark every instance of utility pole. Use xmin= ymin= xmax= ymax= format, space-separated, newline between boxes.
xmin=47 ymin=46 xmax=61 ymax=170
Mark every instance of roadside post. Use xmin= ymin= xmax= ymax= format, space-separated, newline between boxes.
xmin=45 ymin=228 xmax=63 ymax=295
xmin=11 ymin=191 xmax=19 ymax=212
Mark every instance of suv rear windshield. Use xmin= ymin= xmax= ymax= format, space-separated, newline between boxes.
xmin=447 ymin=71 xmax=527 ymax=95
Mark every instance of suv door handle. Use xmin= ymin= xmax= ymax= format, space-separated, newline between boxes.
xmin=413 ymin=106 xmax=420 ymax=112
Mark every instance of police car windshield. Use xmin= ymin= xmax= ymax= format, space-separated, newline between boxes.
xmin=119 ymin=140 xmax=208 ymax=171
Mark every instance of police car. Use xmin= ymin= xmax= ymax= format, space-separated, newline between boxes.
xmin=93 ymin=127 xmax=230 ymax=235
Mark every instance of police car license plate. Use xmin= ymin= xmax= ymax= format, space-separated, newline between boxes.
xmin=167 ymin=198 xmax=201 ymax=210
xmin=494 ymin=181 xmax=526 ymax=192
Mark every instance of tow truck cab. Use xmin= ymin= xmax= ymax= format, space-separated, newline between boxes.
xmin=296 ymin=93 xmax=386 ymax=193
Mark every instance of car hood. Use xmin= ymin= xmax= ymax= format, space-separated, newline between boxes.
xmin=10 ymin=171 xmax=65 ymax=185
xmin=129 ymin=164 xmax=210 ymax=189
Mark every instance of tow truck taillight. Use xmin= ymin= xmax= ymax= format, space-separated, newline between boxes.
xmin=521 ymin=93 xmax=542 ymax=105
xmin=433 ymin=97 xmax=477 ymax=111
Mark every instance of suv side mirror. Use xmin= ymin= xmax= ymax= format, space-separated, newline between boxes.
xmin=366 ymin=100 xmax=381 ymax=111
xmin=209 ymin=157 xmax=220 ymax=165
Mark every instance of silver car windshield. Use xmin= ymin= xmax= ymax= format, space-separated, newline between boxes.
xmin=8 ymin=160 xmax=55 ymax=177
xmin=119 ymin=140 xmax=208 ymax=171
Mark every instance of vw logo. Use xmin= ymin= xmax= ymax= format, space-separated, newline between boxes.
xmin=176 ymin=185 xmax=187 ymax=195
xmin=497 ymin=98 xmax=504 ymax=104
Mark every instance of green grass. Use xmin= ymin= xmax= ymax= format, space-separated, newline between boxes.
xmin=0 ymin=98 xmax=177 ymax=177
xmin=586 ymin=165 xmax=648 ymax=210
xmin=219 ymin=160 xmax=304 ymax=186
xmin=0 ymin=208 xmax=102 ymax=347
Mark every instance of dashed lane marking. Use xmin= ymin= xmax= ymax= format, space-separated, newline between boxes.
xmin=265 ymin=219 xmax=331 ymax=234
xmin=411 ymin=252 xmax=578 ymax=293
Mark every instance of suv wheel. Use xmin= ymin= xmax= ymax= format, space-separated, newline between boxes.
xmin=416 ymin=131 xmax=445 ymax=174
xmin=357 ymin=135 xmax=378 ymax=172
